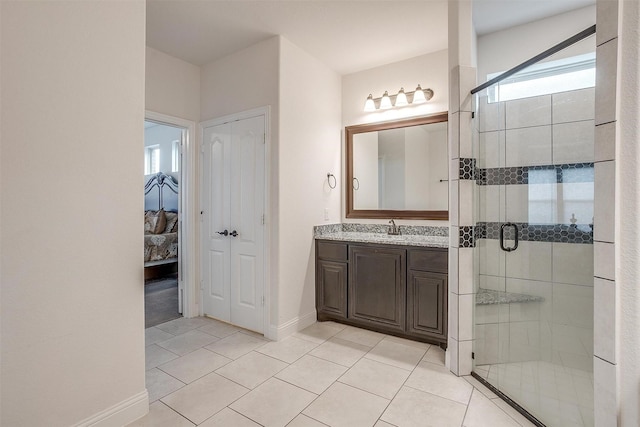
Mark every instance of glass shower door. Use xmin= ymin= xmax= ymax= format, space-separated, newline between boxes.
xmin=473 ymin=59 xmax=595 ymax=427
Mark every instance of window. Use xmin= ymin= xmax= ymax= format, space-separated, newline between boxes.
xmin=145 ymin=145 xmax=160 ymax=175
xmin=171 ymin=140 xmax=180 ymax=173
xmin=487 ymin=53 xmax=595 ymax=103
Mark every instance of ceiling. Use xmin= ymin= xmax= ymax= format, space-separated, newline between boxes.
xmin=146 ymin=0 xmax=595 ymax=76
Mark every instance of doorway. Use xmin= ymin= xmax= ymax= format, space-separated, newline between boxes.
xmin=201 ymin=108 xmax=268 ymax=334
xmin=144 ymin=112 xmax=197 ymax=327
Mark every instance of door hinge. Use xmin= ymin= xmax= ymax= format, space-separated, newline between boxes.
xmin=261 ymin=214 xmax=265 ymax=225
xmin=472 ymin=352 xmax=475 ymax=359
xmin=263 ymin=134 xmax=266 ymax=144
xmin=472 ymin=111 xmax=475 ymax=119
xmin=200 ymin=144 xmax=205 ymax=154
xmin=200 ymin=279 xmax=204 ymax=291
xmin=262 ymin=296 xmax=265 ymax=306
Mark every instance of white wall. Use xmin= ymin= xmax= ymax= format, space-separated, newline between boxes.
xmin=342 ymin=50 xmax=449 ymax=127
xmin=378 ymin=129 xmax=406 ymax=209
xmin=404 ymin=124 xmax=448 ymax=211
xmin=477 ymin=5 xmax=596 ymax=83
xmin=342 ymin=50 xmax=450 ymax=224
xmin=277 ymin=37 xmax=342 ymax=331
xmin=200 ymin=36 xmax=282 ymax=333
xmin=146 ymin=47 xmax=200 ymax=122
xmin=352 ymin=132 xmax=379 ymax=209
xmin=1 ymin=2 xmax=147 ymax=426
xmin=201 ymin=37 xmax=280 ymax=122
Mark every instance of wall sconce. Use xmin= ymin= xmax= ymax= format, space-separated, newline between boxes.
xmin=363 ymin=85 xmax=434 ymax=112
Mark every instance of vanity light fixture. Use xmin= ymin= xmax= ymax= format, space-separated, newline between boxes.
xmin=379 ymin=91 xmax=393 ymax=109
xmin=412 ymin=84 xmax=427 ymax=104
xmin=395 ymin=87 xmax=409 ymax=107
xmin=364 ymin=94 xmax=376 ymax=112
xmin=363 ymin=84 xmax=434 ymax=111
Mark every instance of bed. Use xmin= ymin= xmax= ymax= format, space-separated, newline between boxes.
xmin=144 ymin=172 xmax=179 ymax=267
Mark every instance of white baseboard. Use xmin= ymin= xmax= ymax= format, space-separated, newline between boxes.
xmin=267 ymin=310 xmax=317 ymax=341
xmin=73 ymin=390 xmax=149 ymax=427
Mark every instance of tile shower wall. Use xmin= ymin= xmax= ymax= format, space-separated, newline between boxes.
xmin=475 ymin=88 xmax=595 ymax=373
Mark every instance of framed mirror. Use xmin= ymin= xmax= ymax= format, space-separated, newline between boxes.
xmin=346 ymin=112 xmax=449 ymax=220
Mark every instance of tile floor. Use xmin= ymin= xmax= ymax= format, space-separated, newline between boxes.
xmin=475 ymin=361 xmax=594 ymax=427
xmin=132 ymin=317 xmax=537 ymax=427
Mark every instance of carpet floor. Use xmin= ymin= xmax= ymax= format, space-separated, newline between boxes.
xmin=145 ymin=274 xmax=181 ymax=328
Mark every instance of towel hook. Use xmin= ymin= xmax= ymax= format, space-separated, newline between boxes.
xmin=352 ymin=177 xmax=360 ymax=190
xmin=327 ymin=173 xmax=337 ymax=189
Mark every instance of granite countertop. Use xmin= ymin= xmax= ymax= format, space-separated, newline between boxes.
xmin=314 ymin=224 xmax=449 ymax=248
xmin=316 ymin=231 xmax=449 ymax=248
xmin=476 ymin=288 xmax=544 ymax=305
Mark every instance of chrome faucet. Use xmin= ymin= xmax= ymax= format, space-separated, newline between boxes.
xmin=388 ymin=219 xmax=400 ymax=235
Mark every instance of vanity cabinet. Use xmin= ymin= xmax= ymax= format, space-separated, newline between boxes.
xmin=348 ymin=245 xmax=406 ymax=333
xmin=316 ymin=242 xmax=348 ymax=319
xmin=316 ymin=239 xmax=448 ymax=346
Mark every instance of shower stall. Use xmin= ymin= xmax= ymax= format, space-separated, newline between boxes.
xmin=471 ymin=27 xmax=596 ymax=427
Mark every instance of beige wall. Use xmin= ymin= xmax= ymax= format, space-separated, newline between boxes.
xmin=0 ymin=2 xmax=147 ymax=426
xmin=277 ymin=37 xmax=342 ymax=332
xmin=146 ymin=47 xmax=201 ymax=122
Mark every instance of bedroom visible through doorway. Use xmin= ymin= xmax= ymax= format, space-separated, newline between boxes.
xmin=144 ymin=120 xmax=185 ymax=327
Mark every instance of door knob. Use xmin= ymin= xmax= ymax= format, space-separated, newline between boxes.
xmin=230 ymin=230 xmax=239 ymax=237
xmin=217 ymin=229 xmax=229 ymax=236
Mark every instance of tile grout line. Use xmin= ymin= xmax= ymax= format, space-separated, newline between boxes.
xmin=155 ymin=401 xmax=194 ymax=426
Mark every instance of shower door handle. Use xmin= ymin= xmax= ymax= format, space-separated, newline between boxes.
xmin=500 ymin=223 xmax=519 ymax=252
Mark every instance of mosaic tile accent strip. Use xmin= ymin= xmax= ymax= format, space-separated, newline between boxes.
xmin=459 ymin=158 xmax=477 ymax=180
xmin=476 ymin=222 xmax=593 ymax=244
xmin=459 ymin=225 xmax=475 ymax=247
xmin=477 ymin=163 xmax=594 ymax=186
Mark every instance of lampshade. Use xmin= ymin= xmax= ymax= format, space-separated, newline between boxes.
xmin=412 ymin=84 xmax=427 ymax=104
xmin=364 ymin=94 xmax=376 ymax=112
xmin=380 ymin=91 xmax=392 ymax=109
xmin=395 ymin=88 xmax=408 ymax=107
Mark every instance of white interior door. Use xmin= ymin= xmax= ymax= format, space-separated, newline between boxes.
xmin=203 ymin=123 xmax=232 ymax=322
xmin=229 ymin=116 xmax=265 ymax=332
xmin=202 ymin=115 xmax=265 ymax=333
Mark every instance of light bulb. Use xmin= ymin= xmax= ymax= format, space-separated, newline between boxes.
xmin=380 ymin=91 xmax=392 ymax=109
xmin=395 ymin=88 xmax=408 ymax=107
xmin=412 ymin=84 xmax=427 ymax=104
xmin=364 ymin=94 xmax=376 ymax=112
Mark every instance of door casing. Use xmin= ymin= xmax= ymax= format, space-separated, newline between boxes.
xmin=145 ymin=110 xmax=198 ymax=318
xmin=199 ymin=106 xmax=271 ymax=337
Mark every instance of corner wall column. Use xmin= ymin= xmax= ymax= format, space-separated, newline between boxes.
xmin=447 ymin=0 xmax=477 ymax=376
xmin=594 ymin=0 xmax=640 ymax=425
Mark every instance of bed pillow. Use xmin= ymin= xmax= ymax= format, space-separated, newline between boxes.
xmin=165 ymin=211 xmax=179 ymax=234
xmin=144 ymin=209 xmax=167 ymax=234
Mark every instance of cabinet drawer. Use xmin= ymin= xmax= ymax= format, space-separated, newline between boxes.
xmin=317 ymin=241 xmax=348 ymax=261
xmin=408 ymin=249 xmax=448 ymax=273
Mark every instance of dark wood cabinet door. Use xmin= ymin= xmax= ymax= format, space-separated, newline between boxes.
xmin=407 ymin=270 xmax=447 ymax=341
xmin=316 ymin=260 xmax=348 ymax=319
xmin=348 ymin=245 xmax=406 ymax=332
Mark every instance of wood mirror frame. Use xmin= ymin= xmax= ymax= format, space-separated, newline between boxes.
xmin=345 ymin=112 xmax=449 ymax=220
